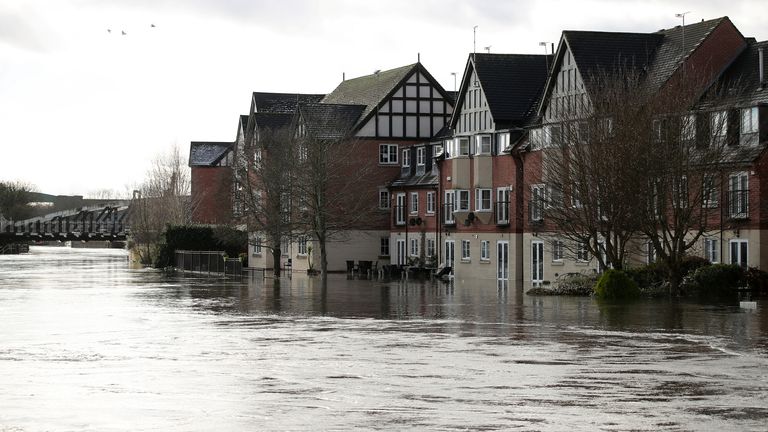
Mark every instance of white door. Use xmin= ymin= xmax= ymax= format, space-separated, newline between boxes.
xmin=445 ymin=240 xmax=455 ymax=270
xmin=396 ymin=239 xmax=406 ymax=266
xmin=497 ymin=241 xmax=509 ymax=281
xmin=531 ymin=241 xmax=544 ymax=284
xmin=730 ymin=239 xmax=748 ymax=268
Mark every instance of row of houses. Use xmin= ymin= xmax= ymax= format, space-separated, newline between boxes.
xmin=190 ymin=16 xmax=767 ymax=289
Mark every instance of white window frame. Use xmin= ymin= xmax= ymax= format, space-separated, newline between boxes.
xmin=457 ymin=190 xmax=470 ymax=211
xmin=711 ymin=111 xmax=728 ymax=141
xmin=646 ymin=241 xmax=655 ymax=264
xmin=410 ymin=192 xmax=419 ymax=214
xmin=378 ymin=188 xmax=390 ymax=209
xmin=426 ymin=191 xmax=435 ymax=214
xmin=426 ymin=238 xmax=435 ymax=258
xmin=529 ymin=128 xmax=542 ymax=150
xmin=475 ymin=188 xmax=492 ymax=212
xmin=461 ymin=239 xmax=471 ymax=261
xmin=741 ymin=107 xmax=758 ymax=134
xmin=444 ymin=190 xmax=456 ymax=223
xmin=480 ymin=240 xmax=490 ymax=261
xmin=552 ymin=240 xmax=564 ymax=262
xmin=457 ymin=137 xmax=470 ymax=156
xmin=402 ymin=149 xmax=411 ymax=168
xmin=496 ymin=132 xmax=510 ymax=154
xmin=297 ymin=236 xmax=308 ymax=256
xmin=576 ymin=241 xmax=589 ymax=262
xmin=530 ymin=184 xmax=545 ymax=221
xmin=704 ymin=237 xmax=718 ymax=263
xmin=253 ymin=237 xmax=263 ymax=255
xmin=416 ymin=147 xmax=426 ymax=166
xmin=379 ymin=144 xmax=398 ymax=164
xmin=730 ymin=239 xmax=748 ymax=268
xmin=681 ymin=113 xmax=696 ymax=143
xmin=496 ymin=187 xmax=510 ymax=224
xmin=475 ymin=134 xmax=492 ymax=155
xmin=410 ymin=238 xmax=419 ymax=257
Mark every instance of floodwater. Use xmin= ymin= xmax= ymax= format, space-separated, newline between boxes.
xmin=1 ymin=247 xmax=767 ymax=431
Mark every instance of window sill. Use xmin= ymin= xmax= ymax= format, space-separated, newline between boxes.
xmin=474 ymin=209 xmax=492 ymax=213
xmin=551 ymin=261 xmax=564 ymax=266
xmin=296 ymin=254 xmax=307 ymax=259
xmin=479 ymin=258 xmax=490 ymax=264
xmin=575 ymin=261 xmax=590 ymax=266
xmin=460 ymin=258 xmax=471 ymax=263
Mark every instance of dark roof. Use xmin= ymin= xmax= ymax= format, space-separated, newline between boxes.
xmin=390 ymin=172 xmax=438 ymax=188
xmin=251 ymin=92 xmax=325 ymax=114
xmin=455 ymin=54 xmax=552 ymax=128
xmin=712 ymin=39 xmax=768 ymax=106
xmin=239 ymin=114 xmax=249 ymax=131
xmin=297 ymin=103 xmax=365 ymax=140
xmin=322 ymin=64 xmax=416 ymax=124
xmin=189 ymin=141 xmax=232 ymax=167
xmin=563 ymin=30 xmax=663 ymax=92
xmin=253 ymin=112 xmax=294 ymax=131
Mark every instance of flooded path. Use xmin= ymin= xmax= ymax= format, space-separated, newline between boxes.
xmin=1 ymin=247 xmax=767 ymax=431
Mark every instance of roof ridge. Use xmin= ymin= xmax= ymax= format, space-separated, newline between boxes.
xmin=340 ymin=63 xmax=417 ymax=82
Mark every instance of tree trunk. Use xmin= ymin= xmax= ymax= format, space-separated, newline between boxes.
xmin=272 ymin=247 xmax=281 ymax=277
xmin=319 ymin=235 xmax=328 ymax=284
xmin=667 ymin=262 xmax=682 ymax=297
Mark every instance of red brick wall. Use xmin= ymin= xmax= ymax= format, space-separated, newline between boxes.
xmin=191 ymin=166 xmax=232 ymax=224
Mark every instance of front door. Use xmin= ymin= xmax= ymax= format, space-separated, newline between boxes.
xmin=531 ymin=240 xmax=544 ymax=284
xmin=396 ymin=239 xmax=406 ymax=266
xmin=497 ymin=240 xmax=509 ymax=289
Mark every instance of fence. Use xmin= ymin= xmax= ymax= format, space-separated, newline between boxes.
xmin=174 ymin=250 xmax=243 ymax=277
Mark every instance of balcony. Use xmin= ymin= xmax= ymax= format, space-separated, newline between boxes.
xmin=442 ymin=203 xmax=456 ymax=226
xmin=727 ymin=189 xmax=749 ymax=220
xmin=393 ymin=205 xmax=406 ymax=226
xmin=495 ymin=200 xmax=510 ymax=226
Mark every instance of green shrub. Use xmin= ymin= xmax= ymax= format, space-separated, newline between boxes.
xmin=625 ymin=263 xmax=667 ymax=289
xmin=594 ymin=269 xmax=640 ymax=300
xmin=680 ymin=255 xmax=711 ymax=277
xmin=745 ymin=267 xmax=768 ymax=293
xmin=692 ymin=264 xmax=744 ymax=296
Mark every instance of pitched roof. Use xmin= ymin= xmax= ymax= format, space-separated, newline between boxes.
xmin=251 ymin=92 xmax=325 ymax=114
xmin=454 ymin=54 xmax=552 ymax=128
xmin=712 ymin=39 xmax=768 ymax=106
xmin=322 ymin=63 xmax=416 ymax=124
xmin=239 ymin=114 xmax=249 ymax=131
xmin=189 ymin=141 xmax=232 ymax=167
xmin=297 ymin=103 xmax=365 ymax=140
xmin=253 ymin=112 xmax=294 ymax=131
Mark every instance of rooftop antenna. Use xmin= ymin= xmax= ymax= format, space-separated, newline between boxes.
xmin=484 ymin=45 xmax=491 ymax=54
xmin=417 ymin=52 xmax=420 ymax=63
xmin=450 ymin=72 xmax=457 ymax=92
xmin=343 ymin=72 xmax=345 ymax=81
xmin=539 ymin=41 xmax=551 ymax=73
xmin=473 ymin=25 xmax=478 ymax=57
xmin=675 ymin=11 xmax=690 ymax=56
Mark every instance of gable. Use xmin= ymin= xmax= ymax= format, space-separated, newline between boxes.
xmin=453 ymin=67 xmax=494 ymax=135
xmin=356 ymin=67 xmax=454 ymax=139
xmin=542 ymin=44 xmax=589 ymax=123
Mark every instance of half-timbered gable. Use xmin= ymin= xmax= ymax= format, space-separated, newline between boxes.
xmin=322 ymin=63 xmax=454 ymax=139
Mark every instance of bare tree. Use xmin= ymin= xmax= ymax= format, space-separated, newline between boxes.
xmin=0 ymin=180 xmax=36 ymax=221
xmin=129 ymin=145 xmax=191 ymax=265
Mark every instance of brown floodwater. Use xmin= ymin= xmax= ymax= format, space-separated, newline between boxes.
xmin=0 ymin=247 xmax=766 ymax=431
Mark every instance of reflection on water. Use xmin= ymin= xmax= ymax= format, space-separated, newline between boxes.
xmin=0 ymin=247 xmax=767 ymax=431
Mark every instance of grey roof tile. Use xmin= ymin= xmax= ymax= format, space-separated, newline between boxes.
xmin=189 ymin=141 xmax=232 ymax=166
xmin=298 ymin=103 xmax=365 ymax=140
xmin=252 ymin=92 xmax=325 ymax=114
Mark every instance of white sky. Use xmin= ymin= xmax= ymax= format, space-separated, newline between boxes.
xmin=1 ymin=0 xmax=766 ymax=196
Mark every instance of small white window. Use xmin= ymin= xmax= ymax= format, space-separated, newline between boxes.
xmin=552 ymin=240 xmax=564 ymax=262
xmin=457 ymin=190 xmax=470 ymax=211
xmin=741 ymin=107 xmax=758 ymax=134
xmin=728 ymin=172 xmax=749 ymax=219
xmin=416 ymin=147 xmax=426 ymax=166
xmin=253 ymin=237 xmax=263 ymax=255
xmin=646 ymin=241 xmax=655 ymax=264
xmin=461 ymin=240 xmax=471 ymax=260
xmin=711 ymin=111 xmax=728 ymax=139
xmin=402 ymin=149 xmax=411 ymax=168
xmin=426 ymin=192 xmax=435 ymax=214
xmin=704 ymin=238 xmax=718 ymax=263
xmin=379 ymin=144 xmax=398 ymax=164
xmin=410 ymin=238 xmax=419 ymax=256
xmin=378 ymin=189 xmax=390 ymax=209
xmin=475 ymin=135 xmax=492 ymax=154
xmin=297 ymin=236 xmax=308 ymax=255
xmin=480 ymin=240 xmax=490 ymax=261
xmin=576 ymin=242 xmax=589 ymax=262
xmin=496 ymin=132 xmax=510 ymax=154
xmin=530 ymin=184 xmax=545 ymax=221
xmin=529 ymin=128 xmax=542 ymax=150
xmin=475 ymin=188 xmax=492 ymax=211
xmin=426 ymin=238 xmax=435 ymax=258
xmin=444 ymin=190 xmax=456 ymax=223
xmin=410 ymin=192 xmax=419 ymax=214
xmin=457 ymin=137 xmax=470 ymax=156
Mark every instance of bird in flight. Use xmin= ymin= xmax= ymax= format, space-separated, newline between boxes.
xmin=121 ymin=30 xmax=127 ymax=36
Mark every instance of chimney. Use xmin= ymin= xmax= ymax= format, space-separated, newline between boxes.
xmin=342 ymin=72 xmax=346 ymax=81
xmin=759 ymin=47 xmax=764 ymax=87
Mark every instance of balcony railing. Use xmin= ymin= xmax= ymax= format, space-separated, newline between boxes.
xmin=495 ymin=200 xmax=510 ymax=225
xmin=393 ymin=205 xmax=406 ymax=226
xmin=442 ymin=203 xmax=455 ymax=225
xmin=727 ymin=189 xmax=749 ymax=220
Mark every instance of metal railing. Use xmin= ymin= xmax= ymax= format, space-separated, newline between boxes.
xmin=727 ymin=189 xmax=749 ymax=220
xmin=175 ymin=250 xmax=243 ymax=276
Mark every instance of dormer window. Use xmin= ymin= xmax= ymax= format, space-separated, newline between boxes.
xmin=457 ymin=137 xmax=470 ymax=156
xmin=741 ymin=107 xmax=759 ymax=146
xmin=475 ymin=135 xmax=492 ymax=155
xmin=402 ymin=149 xmax=411 ymax=168
xmin=433 ymin=144 xmax=444 ymax=157
xmin=529 ymin=128 xmax=543 ymax=150
xmin=681 ymin=114 xmax=696 ymax=144
xmin=496 ymin=132 xmax=510 ymax=154
xmin=416 ymin=147 xmax=426 ymax=166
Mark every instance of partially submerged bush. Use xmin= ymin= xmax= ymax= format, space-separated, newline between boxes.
xmin=691 ymin=264 xmax=744 ymax=297
xmin=527 ymin=273 xmax=597 ymax=296
xmin=594 ymin=269 xmax=640 ymax=300
xmin=625 ymin=263 xmax=666 ymax=290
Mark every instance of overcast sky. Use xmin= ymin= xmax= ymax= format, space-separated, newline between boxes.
xmin=1 ymin=0 xmax=766 ymax=196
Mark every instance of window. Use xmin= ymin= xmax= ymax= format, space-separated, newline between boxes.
xmin=426 ymin=192 xmax=435 ymax=214
xmin=570 ymin=182 xmax=582 ymax=208
xmin=530 ymin=184 xmax=545 ymax=221
xmin=728 ymin=172 xmax=749 ymax=219
xmin=253 ymin=237 xmax=263 ymax=255
xmin=730 ymin=239 xmax=748 ymax=268
xmin=552 ymin=240 xmax=564 ymax=262
xmin=416 ymin=147 xmax=426 ymax=166
xmin=480 ymin=240 xmax=490 ymax=261
xmin=673 ymin=176 xmax=688 ymax=209
xmin=457 ymin=137 xmax=470 ymax=156
xmin=402 ymin=149 xmax=411 ymax=168
xmin=426 ymin=238 xmax=435 ymax=258
xmin=496 ymin=187 xmax=510 ymax=224
xmin=546 ymin=184 xmax=563 ymax=209
xmin=410 ymin=192 xmax=419 ymax=214
xmin=379 ymin=188 xmax=390 ymax=209
xmin=457 ymin=190 xmax=470 ymax=211
xmin=380 ymin=237 xmax=390 ymax=256
xmin=710 ymin=111 xmax=728 ymax=143
xmin=461 ymin=240 xmax=471 ymax=260
xmin=741 ymin=107 xmax=758 ymax=134
xmin=410 ymin=238 xmax=419 ymax=256
xmin=297 ymin=236 xmax=308 ymax=255
xmin=702 ymin=175 xmax=718 ymax=208
xmin=529 ymin=128 xmax=542 ymax=150
xmin=476 ymin=135 xmax=492 ymax=154
xmin=576 ymin=241 xmax=589 ymax=262
xmin=652 ymin=119 xmax=666 ymax=142
xmin=496 ymin=132 xmax=510 ymax=154
xmin=280 ymin=237 xmax=289 ymax=256
xmin=379 ymin=144 xmax=398 ymax=164
xmin=433 ymin=144 xmax=444 ymax=157
xmin=444 ymin=190 xmax=456 ymax=223
xmin=681 ymin=114 xmax=696 ymax=143
xmin=253 ymin=147 xmax=263 ymax=168
xmin=475 ymin=188 xmax=492 ymax=211
xmin=704 ymin=238 xmax=718 ymax=263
